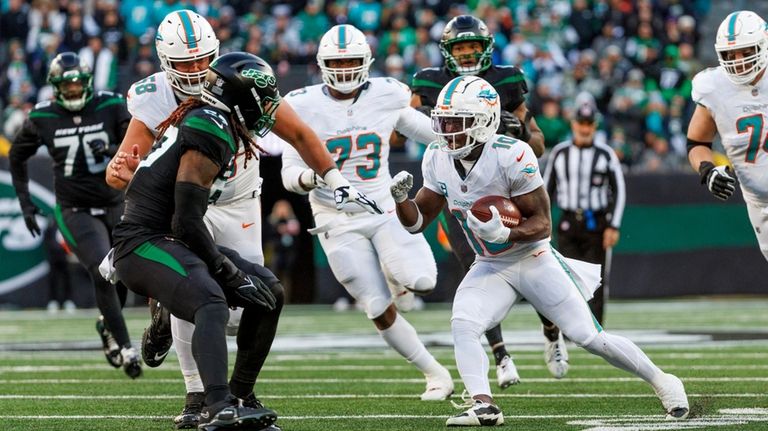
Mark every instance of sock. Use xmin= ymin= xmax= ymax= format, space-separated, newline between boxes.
xmin=492 ymin=345 xmax=508 ymax=366
xmin=191 ymin=302 xmax=230 ymax=406
xmin=542 ymin=323 xmax=560 ymax=342
xmin=452 ymin=318 xmax=491 ymax=397
xmin=582 ymin=331 xmax=662 ymax=383
xmin=378 ymin=313 xmax=442 ymax=375
xmin=171 ymin=314 xmax=205 ymax=393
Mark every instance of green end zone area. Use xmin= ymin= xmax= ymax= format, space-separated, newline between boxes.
xmin=0 ymin=299 xmax=767 ymax=430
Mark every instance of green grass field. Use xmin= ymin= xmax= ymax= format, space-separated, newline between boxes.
xmin=1 ymin=298 xmax=767 ymax=431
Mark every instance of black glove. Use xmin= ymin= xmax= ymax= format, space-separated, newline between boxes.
xmin=500 ymin=110 xmax=531 ymax=142
xmin=214 ymin=256 xmax=276 ymax=310
xmin=699 ymin=161 xmax=736 ymax=201
xmin=21 ymin=202 xmax=42 ymax=237
xmin=88 ymin=139 xmax=108 ymax=163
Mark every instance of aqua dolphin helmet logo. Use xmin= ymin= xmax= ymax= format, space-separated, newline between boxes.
xmin=0 ymin=171 xmax=56 ymax=296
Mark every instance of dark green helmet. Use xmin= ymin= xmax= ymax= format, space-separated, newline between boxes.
xmin=440 ymin=15 xmax=494 ymax=75
xmin=201 ymin=52 xmax=281 ymax=137
xmin=47 ymin=52 xmax=93 ymax=111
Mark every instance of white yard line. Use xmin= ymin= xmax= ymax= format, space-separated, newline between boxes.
xmin=0 ymin=393 xmax=765 ymax=399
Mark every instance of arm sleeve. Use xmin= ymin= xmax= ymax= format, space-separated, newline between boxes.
xmin=9 ymin=117 xmax=43 ymax=206
xmin=172 ymin=181 xmax=223 ymax=271
xmin=606 ymin=149 xmax=626 ymax=228
xmin=280 ymin=137 xmax=312 ymax=194
xmin=395 ymin=106 xmax=435 ymax=144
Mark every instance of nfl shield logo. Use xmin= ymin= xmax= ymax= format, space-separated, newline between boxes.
xmin=461 ymin=184 xmax=468 ymax=192
xmin=73 ymin=116 xmax=82 ymax=125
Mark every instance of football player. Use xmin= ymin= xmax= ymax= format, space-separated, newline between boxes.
xmin=111 ymin=51 xmax=377 ymax=431
xmin=9 ymin=52 xmax=141 ymax=378
xmin=687 ymin=11 xmax=768 ymax=262
xmin=273 ymin=24 xmax=454 ymax=401
xmin=392 ymin=76 xmax=690 ymax=426
xmin=411 ymin=14 xmax=565 ymax=386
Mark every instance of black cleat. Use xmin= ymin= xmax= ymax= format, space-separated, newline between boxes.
xmin=141 ymin=299 xmax=173 ymax=368
xmin=174 ymin=392 xmax=205 ymax=429
xmin=240 ymin=394 xmax=282 ymax=431
xmin=198 ymin=396 xmax=277 ymax=431
xmin=96 ymin=316 xmax=122 ymax=368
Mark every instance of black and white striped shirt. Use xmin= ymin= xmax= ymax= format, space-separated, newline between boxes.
xmin=543 ymin=140 xmax=626 ymax=229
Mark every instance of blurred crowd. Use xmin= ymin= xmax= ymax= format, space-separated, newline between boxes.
xmin=1 ymin=0 xmax=712 ymax=171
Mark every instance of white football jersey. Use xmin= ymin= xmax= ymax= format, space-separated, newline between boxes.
xmin=126 ymin=72 xmax=260 ymax=204
xmin=422 ymin=135 xmax=547 ymax=258
xmin=692 ymin=67 xmax=768 ymax=204
xmin=280 ymin=77 xmax=430 ymax=212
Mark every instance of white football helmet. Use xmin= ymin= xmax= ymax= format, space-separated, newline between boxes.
xmin=317 ymin=24 xmax=374 ymax=93
xmin=156 ymin=10 xmax=220 ymax=97
xmin=431 ymin=76 xmax=500 ymax=159
xmin=714 ymin=10 xmax=768 ymax=85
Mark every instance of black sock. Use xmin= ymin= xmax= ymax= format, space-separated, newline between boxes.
xmin=492 ymin=345 xmax=509 ymax=365
xmin=192 ymin=302 xmax=230 ymax=407
xmin=543 ymin=324 xmax=560 ymax=342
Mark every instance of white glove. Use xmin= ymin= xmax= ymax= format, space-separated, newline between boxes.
xmin=299 ymin=168 xmax=326 ymax=191
xmin=466 ymin=206 xmax=511 ymax=244
xmin=390 ymin=171 xmax=413 ymax=203
xmin=323 ymin=168 xmax=383 ymax=214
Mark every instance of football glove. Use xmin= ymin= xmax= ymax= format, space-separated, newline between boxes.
xmin=500 ymin=110 xmax=530 ymax=142
xmin=466 ymin=206 xmax=511 ymax=244
xmin=390 ymin=171 xmax=414 ymax=203
xmin=20 ymin=202 xmax=42 ymax=237
xmin=88 ymin=138 xmax=108 ymax=158
xmin=323 ymin=168 xmax=383 ymax=214
xmin=699 ymin=161 xmax=736 ymax=201
xmin=214 ymin=256 xmax=276 ymax=310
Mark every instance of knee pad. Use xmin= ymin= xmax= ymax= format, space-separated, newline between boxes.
xmin=580 ymin=331 xmax=605 ymax=353
xmin=451 ymin=318 xmax=486 ymax=341
xmin=269 ymin=281 xmax=285 ymax=310
xmin=405 ymin=275 xmax=436 ymax=296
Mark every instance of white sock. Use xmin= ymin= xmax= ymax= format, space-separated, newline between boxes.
xmin=452 ymin=318 xmax=491 ymax=397
xmin=378 ymin=313 xmax=442 ymax=375
xmin=171 ymin=315 xmax=204 ymax=393
xmin=582 ymin=331 xmax=662 ymax=383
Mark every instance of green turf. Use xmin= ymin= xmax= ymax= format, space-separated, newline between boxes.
xmin=1 ymin=298 xmax=767 ymax=430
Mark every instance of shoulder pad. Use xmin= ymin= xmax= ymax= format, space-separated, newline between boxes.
xmin=182 ymin=108 xmax=235 ymax=151
xmin=691 ymin=68 xmax=719 ymax=97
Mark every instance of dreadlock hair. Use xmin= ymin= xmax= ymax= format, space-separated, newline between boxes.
xmin=155 ymin=97 xmax=266 ymax=169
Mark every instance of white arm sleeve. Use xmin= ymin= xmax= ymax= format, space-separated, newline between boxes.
xmin=395 ymin=106 xmax=435 ymax=144
xmin=280 ymin=139 xmax=312 ymax=195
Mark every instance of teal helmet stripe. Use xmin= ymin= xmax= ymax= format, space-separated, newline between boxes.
xmin=339 ymin=25 xmax=347 ymax=49
xmin=727 ymin=12 xmax=740 ymax=42
xmin=442 ymin=77 xmax=463 ymax=106
xmin=178 ymin=10 xmax=198 ymax=48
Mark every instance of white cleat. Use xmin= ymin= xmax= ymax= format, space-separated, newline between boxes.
xmin=544 ymin=331 xmax=569 ymax=379
xmin=421 ymin=366 xmax=454 ymax=401
xmin=653 ymin=373 xmax=690 ymax=420
xmin=496 ymin=355 xmax=520 ymax=389
xmin=446 ymin=394 xmax=504 ymax=427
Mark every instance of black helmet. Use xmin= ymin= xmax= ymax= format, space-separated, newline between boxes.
xmin=47 ymin=52 xmax=94 ymax=111
xmin=440 ymin=15 xmax=494 ymax=75
xmin=201 ymin=52 xmax=281 ymax=137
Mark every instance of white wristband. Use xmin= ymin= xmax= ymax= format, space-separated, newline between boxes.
xmin=404 ymin=207 xmax=424 ymax=233
xmin=322 ymin=168 xmax=346 ymax=190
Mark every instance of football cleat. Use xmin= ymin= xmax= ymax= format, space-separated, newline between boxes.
xmin=121 ymin=346 xmax=143 ymax=379
xmin=240 ymin=394 xmax=282 ymax=430
xmin=421 ymin=365 xmax=454 ymax=401
xmin=447 ymin=395 xmax=504 ymax=427
xmin=95 ymin=316 xmax=122 ymax=368
xmin=544 ymin=331 xmax=569 ymax=379
xmin=653 ymin=373 xmax=690 ymax=420
xmin=141 ymin=299 xmax=173 ymax=368
xmin=198 ymin=396 xmax=277 ymax=431
xmin=496 ymin=355 xmax=520 ymax=389
xmin=174 ymin=391 xmax=205 ymax=429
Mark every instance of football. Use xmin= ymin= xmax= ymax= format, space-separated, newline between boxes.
xmin=470 ymin=195 xmax=522 ymax=228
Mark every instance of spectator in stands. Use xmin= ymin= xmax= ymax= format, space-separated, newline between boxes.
xmin=79 ymin=36 xmax=118 ymax=91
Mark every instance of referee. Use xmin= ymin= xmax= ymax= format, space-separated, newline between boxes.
xmin=543 ymin=104 xmax=626 ymax=325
